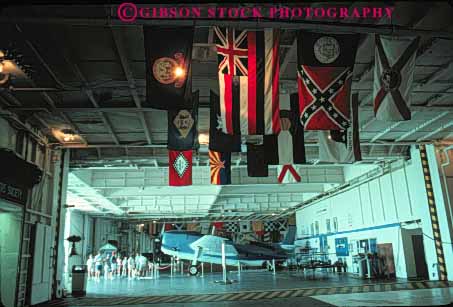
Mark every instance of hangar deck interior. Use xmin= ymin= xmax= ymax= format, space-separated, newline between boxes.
xmin=0 ymin=1 xmax=453 ymax=307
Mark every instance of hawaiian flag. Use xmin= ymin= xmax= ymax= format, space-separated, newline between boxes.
xmin=214 ymin=27 xmax=281 ymax=136
xmin=374 ymin=35 xmax=419 ymax=121
xmin=209 ymin=150 xmax=232 ymax=185
xmin=168 ymin=150 xmax=192 ymax=186
xmin=297 ymin=31 xmax=359 ymax=130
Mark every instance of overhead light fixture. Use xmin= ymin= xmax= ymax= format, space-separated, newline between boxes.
xmin=61 ymin=128 xmax=77 ymax=142
xmin=0 ymin=50 xmax=9 ymax=85
xmin=198 ymin=133 xmax=209 ymax=145
xmin=174 ymin=66 xmax=185 ymax=78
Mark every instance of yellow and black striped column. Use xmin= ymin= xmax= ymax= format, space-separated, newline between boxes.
xmin=419 ymin=145 xmax=447 ymax=280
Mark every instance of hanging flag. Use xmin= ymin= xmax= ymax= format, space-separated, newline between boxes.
xmin=247 ymin=143 xmax=268 ymax=177
xmin=209 ymin=150 xmax=232 ymax=185
xmin=200 ymin=222 xmax=211 ymax=234
xmin=168 ymin=150 xmax=192 ymax=186
xmin=277 ymin=165 xmax=301 ymax=183
xmin=212 ymin=221 xmax=224 ymax=230
xmin=173 ymin=223 xmax=185 ymax=231
xmin=149 ymin=223 xmax=158 ymax=236
xmin=215 ymin=27 xmax=281 ymax=135
xmin=318 ymin=93 xmax=362 ymax=163
xmin=252 ymin=221 xmax=264 ymax=236
xmin=239 ymin=221 xmax=251 ymax=233
xmin=297 ymin=31 xmax=359 ymax=130
xmin=167 ymin=91 xmax=199 ymax=150
xmin=374 ymin=35 xmax=419 ymax=121
xmin=209 ymin=91 xmax=242 ymax=153
xmin=265 ymin=93 xmax=306 ymax=165
xmin=144 ymin=26 xmax=194 ymax=110
xmin=264 ymin=220 xmax=288 ymax=232
xmin=186 ymin=223 xmax=200 ymax=232
xmin=225 ymin=222 xmax=239 ymax=233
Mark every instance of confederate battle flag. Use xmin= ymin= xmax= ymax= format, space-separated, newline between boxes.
xmin=297 ymin=31 xmax=360 ymax=130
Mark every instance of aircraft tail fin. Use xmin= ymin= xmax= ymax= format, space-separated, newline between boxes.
xmin=281 ymin=225 xmax=296 ymax=245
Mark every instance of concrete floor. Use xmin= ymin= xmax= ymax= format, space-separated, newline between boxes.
xmin=61 ymin=288 xmax=453 ymax=306
xmin=314 ymin=287 xmax=453 ymax=306
xmin=85 ymin=270 xmax=401 ymax=297
xmin=38 ymin=270 xmax=452 ymax=306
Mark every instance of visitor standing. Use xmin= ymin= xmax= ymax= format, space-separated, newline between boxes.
xmin=86 ymin=254 xmax=94 ymax=279
xmin=94 ymin=252 xmax=102 ymax=281
xmin=127 ymin=254 xmax=135 ymax=279
xmin=110 ymin=252 xmax=117 ymax=279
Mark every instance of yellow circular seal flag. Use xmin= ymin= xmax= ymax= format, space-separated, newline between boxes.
xmin=152 ymin=57 xmax=178 ymax=84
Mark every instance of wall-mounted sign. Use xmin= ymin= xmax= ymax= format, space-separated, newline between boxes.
xmin=0 ymin=181 xmax=27 ymax=206
xmin=335 ymin=237 xmax=349 ymax=256
xmin=0 ymin=149 xmax=42 ymax=206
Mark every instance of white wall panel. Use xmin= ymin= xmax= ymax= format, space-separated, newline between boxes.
xmin=295 ymin=146 xmax=442 ymax=279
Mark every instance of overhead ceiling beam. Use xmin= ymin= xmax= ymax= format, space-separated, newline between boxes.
xmin=10 ymin=105 xmax=453 ymax=113
xmin=388 ymin=111 xmax=450 ymax=153
xmin=11 ymin=24 xmax=87 ymax=141
xmin=416 ymin=122 xmax=453 ymax=142
xmin=3 ymin=17 xmax=453 ymax=38
xmin=111 ymin=26 xmax=153 ymax=145
xmin=370 ymin=112 xmax=421 ymax=143
xmin=395 ymin=111 xmax=449 ymax=142
xmin=65 ymin=59 xmax=121 ymax=145
xmin=61 ymin=141 xmax=426 ymax=151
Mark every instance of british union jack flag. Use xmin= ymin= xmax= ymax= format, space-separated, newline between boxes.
xmin=214 ymin=27 xmax=248 ymax=76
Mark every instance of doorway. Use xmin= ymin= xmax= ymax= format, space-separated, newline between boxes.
xmin=411 ymin=234 xmax=429 ymax=279
xmin=0 ymin=200 xmax=24 ymax=307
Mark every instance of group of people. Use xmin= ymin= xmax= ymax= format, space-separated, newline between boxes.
xmin=86 ymin=251 xmax=154 ymax=281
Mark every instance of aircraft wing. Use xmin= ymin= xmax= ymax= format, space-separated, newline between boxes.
xmin=189 ymin=235 xmax=238 ymax=257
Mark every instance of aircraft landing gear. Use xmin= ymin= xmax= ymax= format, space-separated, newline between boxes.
xmin=189 ymin=265 xmax=199 ymax=276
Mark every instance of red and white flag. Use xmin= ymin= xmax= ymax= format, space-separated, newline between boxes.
xmin=374 ymin=35 xmax=419 ymax=121
xmin=168 ymin=150 xmax=192 ymax=186
xmin=215 ymin=27 xmax=280 ymax=135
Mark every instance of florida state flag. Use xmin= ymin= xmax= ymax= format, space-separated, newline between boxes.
xmin=215 ymin=27 xmax=281 ymax=135
xmin=297 ymin=31 xmax=359 ymax=130
xmin=209 ymin=150 xmax=231 ymax=185
xmin=168 ymin=150 xmax=192 ymax=186
xmin=144 ymin=26 xmax=194 ymax=110
xmin=374 ymin=35 xmax=419 ymax=121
